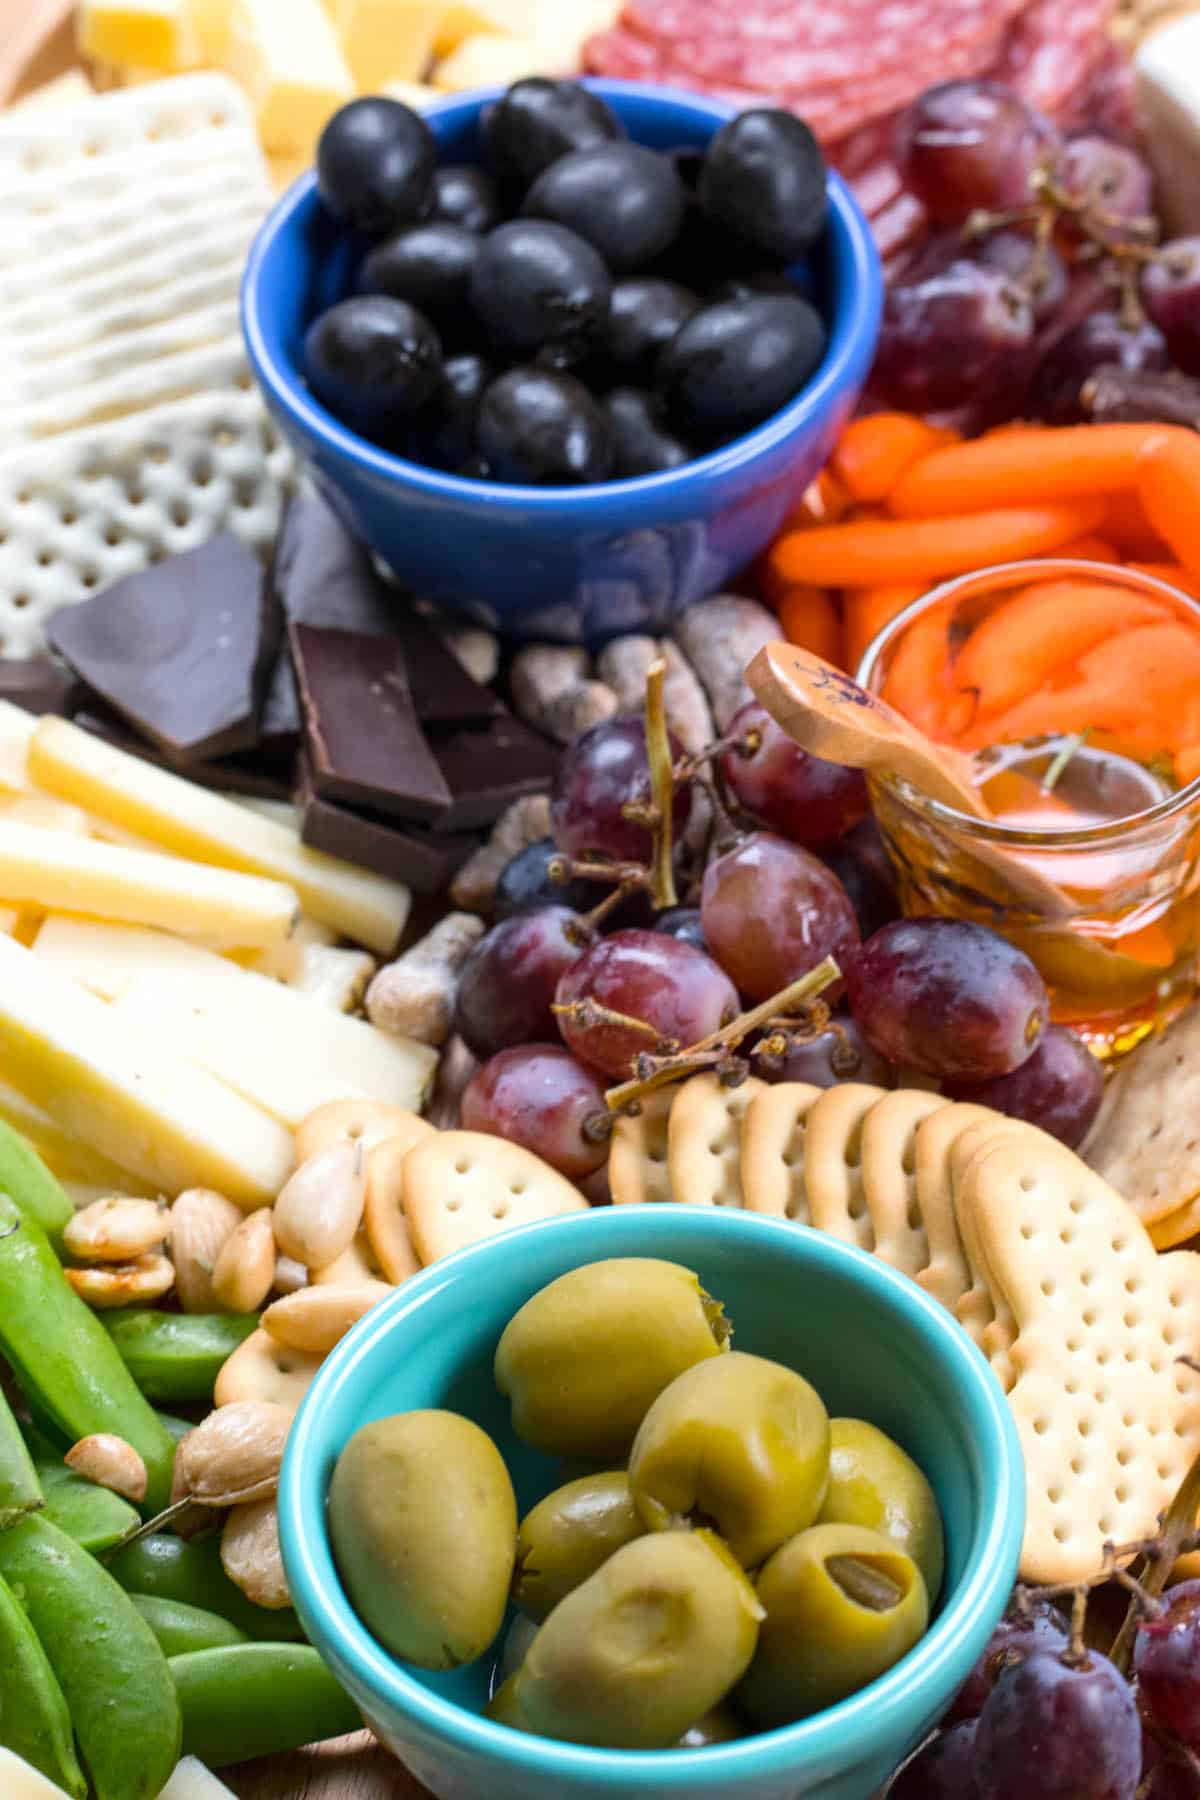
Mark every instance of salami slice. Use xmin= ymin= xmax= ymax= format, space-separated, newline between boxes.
xmin=990 ymin=0 xmax=1118 ymax=118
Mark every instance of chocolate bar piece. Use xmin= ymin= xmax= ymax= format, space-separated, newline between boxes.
xmin=73 ymin=710 xmax=296 ymax=802
xmin=298 ymin=766 xmax=479 ymax=893
xmin=431 ymin=714 xmax=558 ymax=834
xmin=0 ymin=659 xmax=83 ymax=717
xmin=47 ymin=534 xmax=280 ymax=762
xmin=290 ymin=622 xmax=451 ymax=822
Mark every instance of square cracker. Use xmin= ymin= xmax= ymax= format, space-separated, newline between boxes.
xmin=667 ymin=1073 xmax=767 ymax=1208
xmin=1085 ymin=1003 xmax=1200 ymax=1225
xmin=956 ymin=1130 xmax=1200 ymax=1583
xmin=739 ymin=1081 xmax=829 ymax=1223
xmin=402 ymin=1130 xmax=588 ymax=1263
xmin=609 ymin=1088 xmax=674 ymax=1206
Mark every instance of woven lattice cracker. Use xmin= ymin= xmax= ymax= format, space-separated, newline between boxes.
xmin=953 ymin=1126 xmax=1200 ymax=1583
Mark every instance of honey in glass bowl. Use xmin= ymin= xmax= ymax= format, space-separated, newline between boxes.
xmin=856 ymin=560 xmax=1200 ymax=1058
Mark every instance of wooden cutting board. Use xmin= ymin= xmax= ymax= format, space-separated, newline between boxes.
xmin=224 ymin=1732 xmax=432 ymax=1799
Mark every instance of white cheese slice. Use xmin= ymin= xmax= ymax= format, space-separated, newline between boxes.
xmin=158 ymin=1757 xmax=239 ymax=1799
xmin=223 ymin=0 xmax=354 ymax=153
xmin=0 ymin=1747 xmax=77 ymax=1799
xmin=1136 ymin=15 xmax=1200 ymax=236
xmin=0 ymin=934 xmax=294 ymax=1205
xmin=28 ymin=719 xmax=411 ymax=954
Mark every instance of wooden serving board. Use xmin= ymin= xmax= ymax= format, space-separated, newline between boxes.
xmin=224 ymin=1733 xmax=431 ymax=1798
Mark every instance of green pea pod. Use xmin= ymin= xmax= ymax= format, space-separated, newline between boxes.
xmin=131 ymin=1595 xmax=249 ymax=1658
xmin=0 ymin=1567 xmax=86 ymax=1798
xmin=171 ymin=1645 xmax=361 ymax=1766
xmin=36 ymin=1465 xmax=140 ymax=1555
xmin=0 ymin=1197 xmax=176 ymax=1512
xmin=109 ymin=1533 xmax=305 ymax=1644
xmin=0 ymin=1514 xmax=181 ymax=1800
xmin=0 ymin=1385 xmax=42 ymax=1529
xmin=104 ymin=1312 xmax=259 ymax=1404
xmin=0 ymin=1117 xmax=72 ymax=1254
xmin=156 ymin=1411 xmax=196 ymax=1443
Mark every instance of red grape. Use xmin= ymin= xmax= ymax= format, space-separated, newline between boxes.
xmin=948 ymin=1600 xmax=1070 ymax=1722
xmin=1033 ymin=310 xmax=1169 ymax=424
xmin=461 ymin=1044 xmax=609 ymax=1179
xmin=1057 ymin=135 xmax=1154 ymax=241
xmin=873 ymin=257 xmax=1036 ymax=415
xmin=551 ymin=715 xmax=689 ymax=865
xmin=897 ymin=80 xmax=1060 ymax=226
xmin=845 ymin=918 xmax=1048 ymax=1081
xmin=888 ymin=1722 xmax=980 ymax=1798
xmin=1138 ymin=1734 xmax=1200 ymax=1798
xmin=755 ymin=1012 xmax=893 ymax=1090
xmin=720 ymin=701 xmax=868 ymax=848
xmin=972 ymin=228 xmax=1069 ymax=326
xmin=946 ymin=1024 xmax=1104 ymax=1150
xmin=819 ymin=828 xmax=900 ymax=943
xmin=974 ymin=1649 xmax=1140 ymax=1800
xmin=454 ymin=907 xmax=586 ymax=1059
xmin=1136 ymin=1581 xmax=1200 ymax=1751
xmin=555 ymin=928 xmax=738 ymax=1080
xmin=1142 ymin=240 xmax=1200 ymax=377
xmin=701 ymin=831 xmax=860 ymax=1002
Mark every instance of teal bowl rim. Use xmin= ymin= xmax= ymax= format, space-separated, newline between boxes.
xmin=280 ymin=1206 xmax=1024 ymax=1785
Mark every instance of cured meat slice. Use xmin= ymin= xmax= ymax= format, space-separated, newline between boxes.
xmin=991 ymin=0 xmax=1118 ymax=118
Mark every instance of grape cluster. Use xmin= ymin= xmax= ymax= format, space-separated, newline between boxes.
xmin=456 ymin=697 xmax=1104 ymax=1175
xmin=879 ymin=79 xmax=1197 ymax=426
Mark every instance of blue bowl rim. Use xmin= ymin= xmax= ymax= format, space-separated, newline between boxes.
xmin=280 ymin=1206 xmax=1024 ymax=1787
xmin=241 ymin=78 xmax=883 ymax=512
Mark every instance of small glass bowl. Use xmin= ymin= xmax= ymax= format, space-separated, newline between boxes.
xmin=856 ymin=560 xmax=1200 ymax=1056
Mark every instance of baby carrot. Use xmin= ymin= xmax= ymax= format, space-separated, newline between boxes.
xmin=777 ymin=585 xmax=843 ymax=666
xmin=843 ymin=584 xmax=924 ymax=675
xmin=769 ymin=501 xmax=1107 ymax=589
xmin=1101 ymin=491 xmax=1169 ymax=559
xmin=953 ymin=581 xmax=1171 ymax=717
xmin=1177 ymin=746 xmax=1200 ymax=785
xmin=1052 ymin=536 xmax=1120 ymax=563
xmin=1126 ymin=562 xmax=1200 ymax=601
xmin=888 ymin=424 xmax=1183 ymax=518
xmin=1137 ymin=432 xmax=1200 ymax=575
xmin=831 ymin=414 xmax=955 ymax=505
xmin=881 ymin=607 xmax=956 ymax=739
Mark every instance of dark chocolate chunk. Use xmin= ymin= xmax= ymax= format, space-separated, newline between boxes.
xmin=430 ymin=714 xmax=558 ymax=833
xmin=73 ymin=709 xmax=296 ymax=801
xmin=47 ymin=534 xmax=280 ymax=762
xmin=390 ymin=608 xmax=503 ymax=728
xmin=298 ymin=763 xmax=479 ymax=892
xmin=290 ymin=622 xmax=451 ymax=822
xmin=0 ymin=658 xmax=83 ymax=716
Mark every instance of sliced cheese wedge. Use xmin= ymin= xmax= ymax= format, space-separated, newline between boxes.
xmin=28 ymin=719 xmax=411 ymax=954
xmin=157 ymin=1757 xmax=239 ymax=1799
xmin=0 ymin=935 xmax=294 ymax=1205
xmin=0 ymin=1076 xmax=154 ymax=1193
xmin=224 ymin=0 xmax=354 ymax=153
xmin=78 ymin=0 xmax=202 ymax=72
xmin=0 ymin=822 xmax=298 ymax=947
xmin=0 ymin=701 xmax=36 ymax=794
xmin=333 ymin=0 xmax=445 ymax=88
xmin=433 ymin=0 xmax=538 ymax=53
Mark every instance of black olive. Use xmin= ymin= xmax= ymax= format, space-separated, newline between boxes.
xmin=357 ymin=222 xmax=480 ymax=342
xmin=667 ymin=146 xmax=705 ymax=192
xmin=522 ymin=143 xmax=687 ymax=274
xmin=709 ymin=270 xmax=800 ymax=304
xmin=418 ymin=350 xmax=494 ymax=470
xmin=430 ymin=163 xmax=500 ymax=233
xmin=317 ymin=98 xmax=436 ymax=236
xmin=698 ymin=108 xmax=828 ymax=262
xmin=482 ymin=78 xmax=625 ymax=191
xmin=478 ymin=367 xmax=613 ymax=485
xmin=657 ymin=294 xmax=827 ymax=433
xmin=304 ymin=296 xmax=443 ymax=436
xmin=603 ymin=388 xmax=692 ymax=477
xmin=470 ymin=220 xmax=612 ymax=360
xmin=602 ymin=277 xmax=700 ymax=384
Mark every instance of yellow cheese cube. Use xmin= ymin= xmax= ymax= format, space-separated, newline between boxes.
xmin=434 ymin=30 xmax=566 ymax=88
xmin=0 ymin=935 xmax=294 ymax=1205
xmin=0 ymin=1078 xmax=153 ymax=1194
xmin=78 ymin=0 xmax=202 ymax=72
xmin=223 ymin=0 xmax=354 ymax=153
xmin=188 ymin=0 xmax=233 ymax=59
xmin=28 ymin=720 xmax=411 ymax=954
xmin=0 ymin=822 xmax=299 ymax=947
xmin=434 ymin=0 xmax=538 ymax=55
xmin=333 ymin=0 xmax=444 ymax=89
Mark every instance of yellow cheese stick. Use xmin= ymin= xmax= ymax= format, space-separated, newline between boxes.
xmin=78 ymin=0 xmax=202 ymax=71
xmin=0 ymin=794 xmax=91 ymax=835
xmin=224 ymin=0 xmax=354 ymax=153
xmin=28 ymin=720 xmax=411 ymax=954
xmin=333 ymin=0 xmax=444 ymax=88
xmin=0 ymin=822 xmax=299 ymax=947
xmin=0 ymin=936 xmax=294 ymax=1205
xmin=0 ymin=702 xmax=36 ymax=796
xmin=0 ymin=1077 xmax=155 ymax=1194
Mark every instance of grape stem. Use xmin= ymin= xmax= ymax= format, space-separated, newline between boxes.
xmin=549 ymin=854 xmax=649 ymax=890
xmin=1109 ymin=1427 xmax=1200 ymax=1674
xmin=551 ymin=996 xmax=673 ymax=1050
xmin=605 ymin=956 xmax=841 ymax=1112
xmin=100 ymin=1496 xmax=200 ymax=1562
xmin=641 ymin=659 xmax=678 ymax=911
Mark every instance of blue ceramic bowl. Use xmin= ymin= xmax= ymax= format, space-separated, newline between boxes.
xmin=241 ymin=81 xmax=882 ymax=642
xmin=280 ymin=1206 xmax=1023 ymax=1800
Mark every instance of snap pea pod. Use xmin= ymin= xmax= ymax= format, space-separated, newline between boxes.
xmin=109 ymin=1533 xmax=305 ymax=1644
xmin=0 ymin=1514 xmax=181 ymax=1800
xmin=0 ymin=1197 xmax=176 ymax=1513
xmin=104 ymin=1313 xmax=259 ymax=1405
xmin=156 ymin=1411 xmax=196 ymax=1443
xmin=0 ymin=1384 xmax=42 ymax=1529
xmin=0 ymin=1567 xmax=86 ymax=1798
xmin=131 ymin=1595 xmax=248 ymax=1658
xmin=171 ymin=1645 xmax=361 ymax=1766
xmin=0 ymin=1117 xmax=72 ymax=1255
xmin=21 ymin=1422 xmax=137 ymax=1551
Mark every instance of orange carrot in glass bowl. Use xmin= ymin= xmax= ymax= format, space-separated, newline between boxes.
xmin=1100 ymin=490 xmax=1170 ymax=560
xmin=768 ymin=500 xmax=1107 ymax=589
xmin=887 ymin=423 xmax=1184 ymax=518
xmin=1137 ymin=432 xmax=1200 ymax=575
xmin=843 ymin=584 xmax=924 ymax=675
xmin=777 ymin=585 xmax=843 ymax=665
xmin=1051 ymin=536 xmax=1120 ymax=563
xmin=1126 ymin=563 xmax=1200 ymax=601
xmin=830 ymin=414 xmax=956 ymax=504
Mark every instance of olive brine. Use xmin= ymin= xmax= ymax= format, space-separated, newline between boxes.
xmin=328 ymin=1258 xmax=942 ymax=1749
xmin=307 ymin=83 xmax=830 ymax=486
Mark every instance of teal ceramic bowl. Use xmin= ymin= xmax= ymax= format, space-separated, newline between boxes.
xmin=279 ymin=1207 xmax=1023 ymax=1800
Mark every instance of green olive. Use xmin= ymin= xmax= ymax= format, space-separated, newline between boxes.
xmin=329 ymin=1410 xmax=516 ymax=1670
xmin=496 ymin=1613 xmax=539 ymax=1686
xmin=677 ymin=1704 xmax=742 ymax=1748
xmin=628 ymin=1351 xmax=830 ymax=1568
xmin=819 ymin=1418 xmax=945 ymax=1601
xmin=514 ymin=1473 xmax=645 ymax=1622
xmin=487 ymin=1529 xmax=763 ymax=1748
xmin=737 ymin=1522 xmax=929 ymax=1727
xmin=494 ymin=1259 xmax=729 ymax=1462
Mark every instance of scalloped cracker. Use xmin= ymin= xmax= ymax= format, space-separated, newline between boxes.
xmin=667 ymin=1072 xmax=767 ymax=1208
xmin=609 ymin=1088 xmax=674 ymax=1206
xmin=401 ymin=1131 xmax=588 ymax=1263
xmin=739 ymin=1081 xmax=824 ymax=1222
